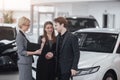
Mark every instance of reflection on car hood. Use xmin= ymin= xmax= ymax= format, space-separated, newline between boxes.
xmin=0 ymin=40 xmax=15 ymax=45
xmin=78 ymin=51 xmax=110 ymax=69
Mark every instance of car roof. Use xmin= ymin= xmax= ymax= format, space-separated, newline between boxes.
xmin=66 ymin=15 xmax=96 ymax=19
xmin=75 ymin=28 xmax=120 ymax=34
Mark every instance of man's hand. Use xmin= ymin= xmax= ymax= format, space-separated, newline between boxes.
xmin=71 ymin=69 xmax=77 ymax=76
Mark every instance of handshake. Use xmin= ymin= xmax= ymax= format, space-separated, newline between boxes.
xmin=34 ymin=49 xmax=53 ymax=60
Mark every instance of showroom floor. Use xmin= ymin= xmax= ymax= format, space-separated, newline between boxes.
xmin=0 ymin=71 xmax=19 ymax=80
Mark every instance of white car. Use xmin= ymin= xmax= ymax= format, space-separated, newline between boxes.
xmin=74 ymin=28 xmax=120 ymax=80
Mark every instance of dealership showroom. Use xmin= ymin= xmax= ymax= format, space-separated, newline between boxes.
xmin=0 ymin=0 xmax=120 ymax=80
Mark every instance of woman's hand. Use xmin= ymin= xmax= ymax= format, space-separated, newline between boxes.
xmin=40 ymin=37 xmax=46 ymax=50
xmin=41 ymin=37 xmax=46 ymax=43
xmin=27 ymin=49 xmax=42 ymax=56
xmin=34 ymin=49 xmax=42 ymax=55
xmin=45 ymin=52 xmax=53 ymax=60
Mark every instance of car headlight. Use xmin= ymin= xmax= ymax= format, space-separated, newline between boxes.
xmin=76 ymin=66 xmax=100 ymax=76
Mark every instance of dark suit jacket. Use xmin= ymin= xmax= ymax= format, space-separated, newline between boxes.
xmin=56 ymin=31 xmax=80 ymax=74
xmin=38 ymin=36 xmax=56 ymax=58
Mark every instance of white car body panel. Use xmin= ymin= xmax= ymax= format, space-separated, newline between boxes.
xmin=73 ymin=28 xmax=120 ymax=80
xmin=75 ymin=52 xmax=120 ymax=80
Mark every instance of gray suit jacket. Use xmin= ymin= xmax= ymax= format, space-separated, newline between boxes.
xmin=16 ymin=31 xmax=33 ymax=64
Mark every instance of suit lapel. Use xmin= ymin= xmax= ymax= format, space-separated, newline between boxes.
xmin=56 ymin=34 xmax=60 ymax=53
xmin=61 ymin=32 xmax=70 ymax=51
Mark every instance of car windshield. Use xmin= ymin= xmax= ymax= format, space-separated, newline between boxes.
xmin=0 ymin=27 xmax=16 ymax=40
xmin=67 ymin=18 xmax=98 ymax=32
xmin=75 ymin=32 xmax=118 ymax=53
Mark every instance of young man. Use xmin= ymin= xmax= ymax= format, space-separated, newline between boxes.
xmin=54 ymin=17 xmax=80 ymax=80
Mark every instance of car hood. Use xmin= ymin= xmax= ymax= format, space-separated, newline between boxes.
xmin=78 ymin=51 xmax=110 ymax=69
xmin=0 ymin=40 xmax=15 ymax=45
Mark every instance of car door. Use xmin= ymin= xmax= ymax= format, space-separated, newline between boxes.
xmin=114 ymin=38 xmax=120 ymax=80
xmin=116 ymin=41 xmax=120 ymax=80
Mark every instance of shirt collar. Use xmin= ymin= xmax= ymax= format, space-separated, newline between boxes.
xmin=60 ymin=31 xmax=67 ymax=37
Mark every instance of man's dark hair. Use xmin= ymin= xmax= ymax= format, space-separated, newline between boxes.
xmin=54 ymin=17 xmax=68 ymax=28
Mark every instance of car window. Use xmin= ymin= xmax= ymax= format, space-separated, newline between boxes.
xmin=117 ymin=44 xmax=120 ymax=53
xmin=0 ymin=27 xmax=16 ymax=40
xmin=76 ymin=32 xmax=118 ymax=53
xmin=67 ymin=18 xmax=98 ymax=32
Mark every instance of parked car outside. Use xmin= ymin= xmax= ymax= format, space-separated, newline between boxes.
xmin=66 ymin=15 xmax=99 ymax=32
xmin=0 ymin=26 xmax=17 ymax=71
xmin=73 ymin=28 xmax=120 ymax=80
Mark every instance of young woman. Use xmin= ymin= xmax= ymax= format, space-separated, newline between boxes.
xmin=36 ymin=21 xmax=56 ymax=80
xmin=16 ymin=16 xmax=41 ymax=80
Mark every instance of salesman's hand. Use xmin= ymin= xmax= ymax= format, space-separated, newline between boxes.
xmin=71 ymin=69 xmax=77 ymax=76
xmin=45 ymin=52 xmax=53 ymax=60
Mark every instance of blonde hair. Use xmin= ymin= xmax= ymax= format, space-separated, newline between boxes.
xmin=18 ymin=16 xmax=30 ymax=28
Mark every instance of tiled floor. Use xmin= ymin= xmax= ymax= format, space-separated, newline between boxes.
xmin=0 ymin=71 xmax=19 ymax=80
